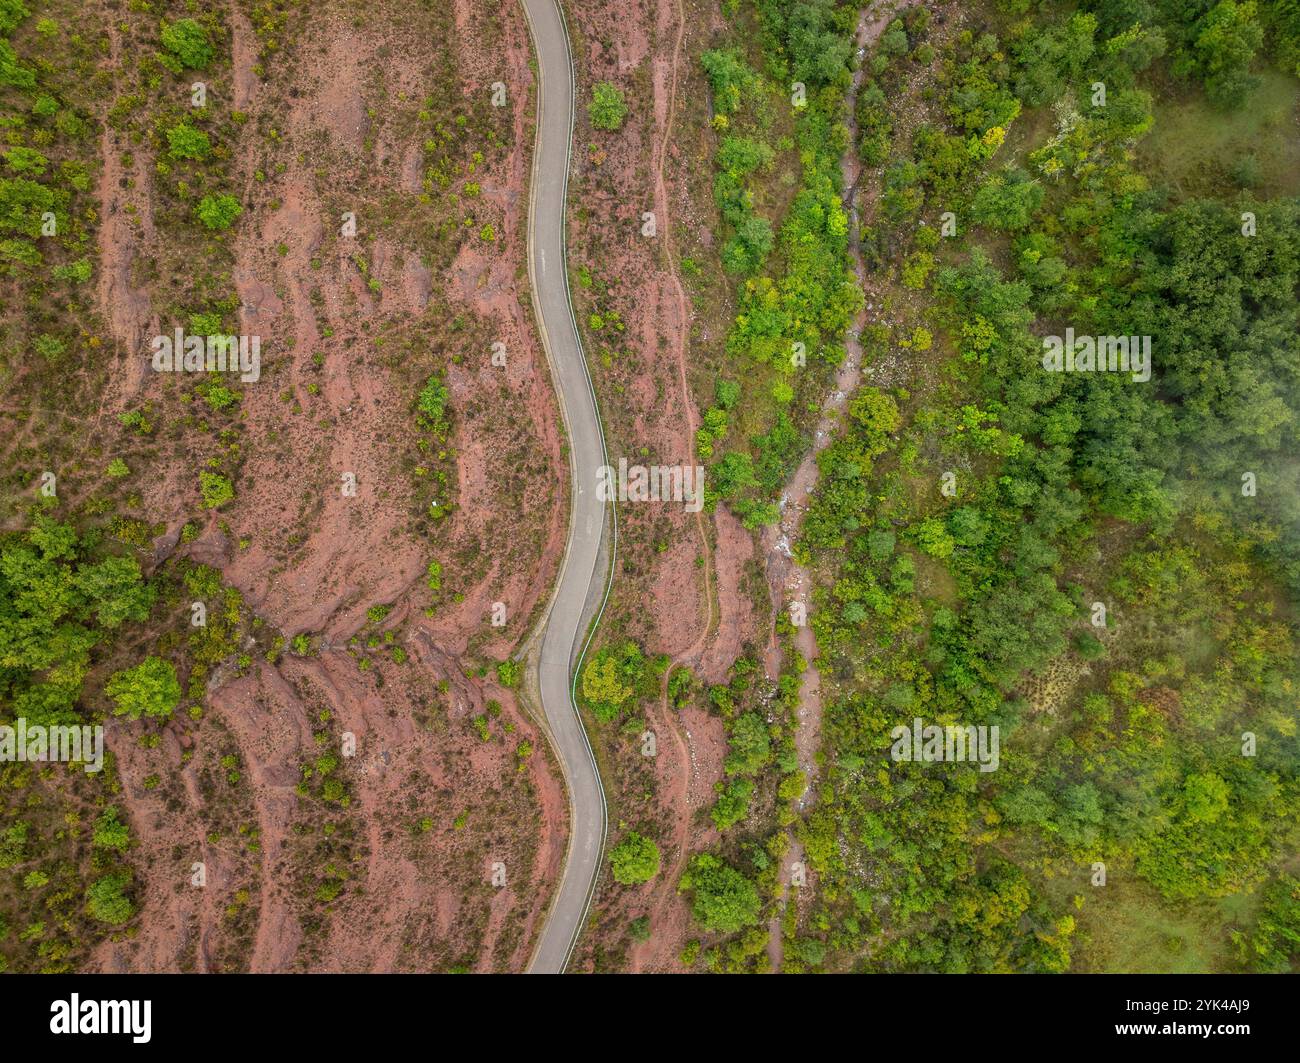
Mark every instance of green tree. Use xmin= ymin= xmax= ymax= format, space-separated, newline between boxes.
xmin=105 ymin=656 xmax=181 ymax=720
xmin=667 ymin=665 xmax=694 ymax=709
xmin=724 ymin=713 xmax=771 ymax=775
xmin=581 ymin=643 xmax=648 ymax=721
xmin=679 ymin=853 xmax=760 ymax=933
xmin=85 ymin=873 xmax=134 ymax=925
xmin=710 ymin=777 xmax=754 ymax=830
xmin=700 ymin=49 xmax=757 ymax=114
xmin=1236 ymin=875 xmax=1300 ymax=972
xmin=610 ymin=831 xmax=661 ymax=884
xmin=1190 ymin=0 xmax=1263 ymax=108
xmin=1183 ymin=771 xmax=1230 ymax=823
xmin=0 ymin=176 xmax=56 ymax=237
xmin=160 ymin=18 xmax=215 ymax=69
xmin=848 ymin=387 xmax=902 ymax=452
xmin=780 ymin=0 xmax=855 ymax=85
xmin=970 ymin=167 xmax=1044 ymax=231
xmin=73 ymin=555 xmax=154 ymax=628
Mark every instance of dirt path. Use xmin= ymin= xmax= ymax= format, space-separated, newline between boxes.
xmin=622 ymin=0 xmax=716 ymax=973
xmin=655 ymin=0 xmax=716 ymax=661
xmin=95 ymin=9 xmax=155 ymax=412
xmin=761 ymin=0 xmax=897 ymax=973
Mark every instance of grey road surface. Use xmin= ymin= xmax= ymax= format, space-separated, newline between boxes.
xmin=519 ymin=0 xmax=611 ymax=974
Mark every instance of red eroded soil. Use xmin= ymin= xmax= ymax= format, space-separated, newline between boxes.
xmin=563 ymin=0 xmax=771 ymax=973
xmin=89 ymin=1 xmax=569 ymax=972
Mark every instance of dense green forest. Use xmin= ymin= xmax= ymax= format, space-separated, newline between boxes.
xmin=684 ymin=0 xmax=1300 ymax=972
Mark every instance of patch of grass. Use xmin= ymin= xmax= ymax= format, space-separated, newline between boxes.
xmin=1070 ymin=876 xmax=1241 ymax=973
xmin=1137 ymin=70 xmax=1300 ymax=200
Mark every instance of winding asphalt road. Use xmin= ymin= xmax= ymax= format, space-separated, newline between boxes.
xmin=519 ymin=0 xmax=612 ymax=974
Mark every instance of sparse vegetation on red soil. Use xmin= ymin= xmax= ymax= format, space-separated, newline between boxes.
xmin=1 ymin=0 xmax=567 ymax=973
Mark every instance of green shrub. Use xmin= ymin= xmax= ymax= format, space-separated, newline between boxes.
xmin=195 ymin=193 xmax=242 ymax=231
xmin=33 ymin=334 xmax=65 ymax=361
xmin=196 ymin=380 xmax=238 ymax=410
xmin=3 ymin=147 xmax=48 ymax=175
xmin=0 ymin=40 xmax=36 ymax=89
xmin=190 ymin=310 xmax=222 ymax=335
xmin=580 ymin=642 xmax=651 ymax=722
xmin=85 ymin=874 xmax=134 ymax=925
xmin=92 ymin=807 xmax=131 ymax=851
xmin=0 ymin=1 xmax=32 ymax=37
xmin=416 ymin=374 xmax=449 ymax=433
xmin=166 ymin=122 xmax=211 ymax=160
xmin=52 ymin=258 xmax=92 ymax=284
xmin=199 ymin=470 xmax=234 ymax=508
xmin=588 ymin=82 xmax=628 ymax=130
xmin=496 ymin=658 xmax=521 ymax=688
